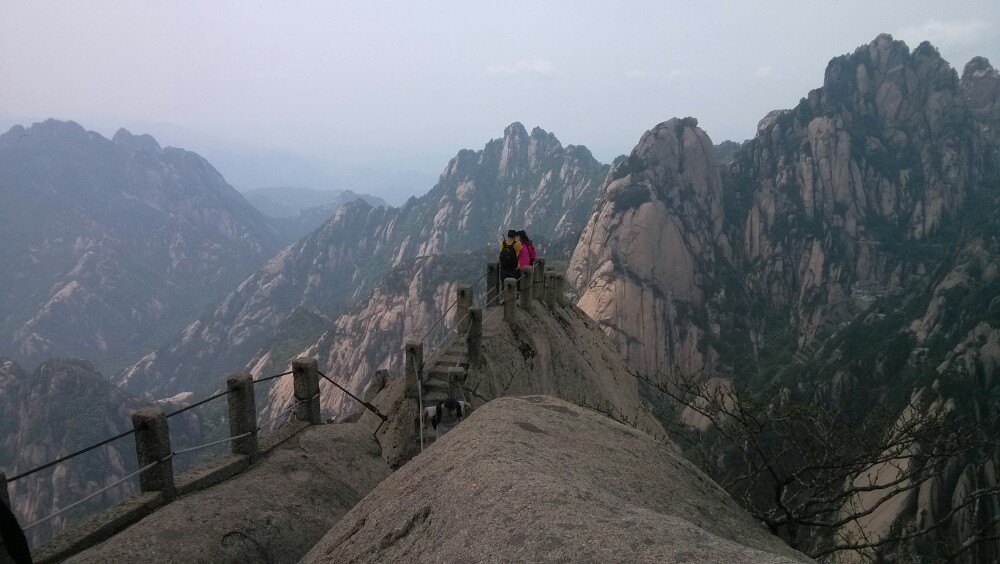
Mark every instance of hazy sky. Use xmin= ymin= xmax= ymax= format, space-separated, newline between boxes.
xmin=2 ymin=1 xmax=998 ymax=199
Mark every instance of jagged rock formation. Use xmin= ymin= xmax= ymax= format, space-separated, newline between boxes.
xmin=302 ymin=396 xmax=808 ymax=563
xmin=566 ymin=35 xmax=999 ymax=558
xmin=125 ymin=123 xmax=608 ymax=399
xmin=962 ymin=56 xmax=1000 ymax=165
xmin=569 ymin=117 xmax=731 ymax=383
xmin=731 ymin=34 xmax=987 ymax=343
xmin=0 ymin=120 xmax=281 ymax=374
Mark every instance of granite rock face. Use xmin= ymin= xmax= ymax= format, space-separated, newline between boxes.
xmin=301 ymin=396 xmax=809 ymax=563
xmin=570 ymin=35 xmax=997 ymax=383
xmin=570 ymin=117 xmax=731 ymax=383
xmin=565 ymin=35 xmax=1000 ymax=558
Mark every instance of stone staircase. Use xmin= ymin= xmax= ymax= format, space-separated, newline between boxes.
xmin=422 ymin=340 xmax=470 ymax=405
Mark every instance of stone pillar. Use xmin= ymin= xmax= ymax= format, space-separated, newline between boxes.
xmin=487 ymin=262 xmax=500 ymax=307
xmin=544 ymin=272 xmax=559 ymax=309
xmin=455 ymin=284 xmax=473 ymax=333
xmin=503 ymin=278 xmax=518 ymax=321
xmin=292 ymin=357 xmax=321 ymax=425
xmin=552 ymin=273 xmax=566 ymax=304
xmin=519 ymin=266 xmax=534 ymax=312
xmin=132 ymin=407 xmax=175 ymax=499
xmin=467 ymin=307 xmax=483 ymax=364
xmin=226 ymin=373 xmax=258 ymax=460
xmin=533 ymin=258 xmax=546 ymax=301
xmin=404 ymin=341 xmax=423 ymax=399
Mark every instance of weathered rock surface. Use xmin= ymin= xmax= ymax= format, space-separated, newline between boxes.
xmin=65 ymin=423 xmax=389 ymax=563
xmin=302 ymin=396 xmax=809 ymax=563
xmin=565 ymin=34 xmax=1000 ymax=558
xmin=570 ymin=117 xmax=730 ymax=383
xmin=0 ymin=120 xmax=281 ymax=374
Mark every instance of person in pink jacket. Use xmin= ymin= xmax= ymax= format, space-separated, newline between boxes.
xmin=516 ymin=230 xmax=536 ymax=268
xmin=515 ymin=230 xmax=536 ymax=291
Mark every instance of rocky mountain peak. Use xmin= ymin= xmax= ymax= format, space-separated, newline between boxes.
xmin=497 ymin=121 xmax=565 ymax=179
xmin=111 ymin=127 xmax=162 ymax=153
xmin=570 ymin=116 xmax=729 ymax=382
xmin=502 ymin=121 xmax=528 ymax=139
xmin=0 ymin=119 xmax=90 ymax=148
xmin=816 ymin=34 xmax=960 ymax=138
xmin=961 ymin=56 xmax=1000 ymax=113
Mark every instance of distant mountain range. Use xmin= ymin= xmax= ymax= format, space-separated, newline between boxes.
xmin=243 ymin=186 xmax=391 ymax=242
xmin=242 ymin=186 xmax=389 ymax=219
xmin=0 ymin=120 xmax=282 ymax=375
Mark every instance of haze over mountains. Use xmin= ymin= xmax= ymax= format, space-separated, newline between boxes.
xmin=0 ymin=33 xmax=997 ymax=560
xmin=0 ymin=120 xmax=282 ymax=374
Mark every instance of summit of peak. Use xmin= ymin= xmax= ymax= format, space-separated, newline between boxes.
xmin=112 ymin=128 xmax=162 ymax=153
xmin=503 ymin=122 xmax=528 ymax=139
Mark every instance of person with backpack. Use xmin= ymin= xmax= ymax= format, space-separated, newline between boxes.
xmin=420 ymin=397 xmax=472 ymax=440
xmin=517 ymin=230 xmax=536 ymax=267
xmin=498 ymin=229 xmax=522 ymax=286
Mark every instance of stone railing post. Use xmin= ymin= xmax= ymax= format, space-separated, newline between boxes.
xmin=544 ymin=272 xmax=559 ymax=309
xmin=455 ymin=284 xmax=473 ymax=333
xmin=404 ymin=341 xmax=423 ymax=399
xmin=292 ymin=357 xmax=321 ymax=425
xmin=132 ymin=407 xmax=175 ymax=499
xmin=226 ymin=373 xmax=258 ymax=460
xmin=533 ymin=258 xmax=546 ymax=301
xmin=467 ymin=307 xmax=483 ymax=364
xmin=487 ymin=262 xmax=500 ymax=306
xmin=503 ymin=278 xmax=518 ymax=321
xmin=519 ymin=266 xmax=534 ymax=312
xmin=552 ymin=273 xmax=566 ymax=305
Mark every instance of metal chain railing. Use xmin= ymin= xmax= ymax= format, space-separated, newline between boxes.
xmin=21 ymin=454 xmax=173 ymax=531
xmin=5 ymin=369 xmax=295 ymax=488
xmin=20 ymin=386 xmax=315 ymax=534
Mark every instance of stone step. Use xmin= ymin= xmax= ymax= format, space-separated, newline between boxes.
xmin=426 ymin=366 xmax=467 ymax=378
